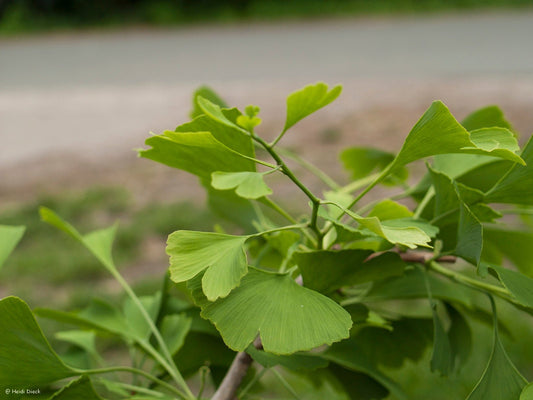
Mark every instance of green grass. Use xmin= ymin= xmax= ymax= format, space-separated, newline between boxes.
xmin=0 ymin=187 xmax=217 ymax=308
xmin=2 ymin=0 xmax=533 ymax=36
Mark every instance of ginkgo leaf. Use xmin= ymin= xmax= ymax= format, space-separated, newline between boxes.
xmin=323 ymin=202 xmax=431 ymax=249
xmin=211 ymin=171 xmax=273 ymax=199
xmin=485 ymin=136 xmax=533 ymax=205
xmin=139 ymin=130 xmax=255 ymax=181
xmin=461 ymin=105 xmax=513 ymax=132
xmin=40 ymin=207 xmax=119 ymax=273
xmin=167 ymin=231 xmax=249 ymax=301
xmin=367 ymin=200 xmax=413 ymax=221
xmin=392 ymin=102 xmax=524 ymax=169
xmin=197 ymin=96 xmax=247 ymax=133
xmin=489 ymin=264 xmax=533 ymax=309
xmin=521 ymin=383 xmax=533 ymax=400
xmin=0 ymin=225 xmax=25 ymax=269
xmin=466 ymin=300 xmax=527 ymax=400
xmin=160 ymin=314 xmax=192 ymax=356
xmin=190 ymin=86 xmax=227 ymax=119
xmin=189 ymin=268 xmax=352 ymax=355
xmin=48 ymin=376 xmax=104 ymax=400
xmin=0 ymin=297 xmax=77 ymax=386
xmin=455 ymin=202 xmax=483 ymax=267
xmin=283 ymin=82 xmax=342 ymax=133
xmin=246 ymin=346 xmax=328 ymax=371
xmin=482 ymin=227 xmax=533 ymax=277
xmin=340 ymin=147 xmax=408 ymax=184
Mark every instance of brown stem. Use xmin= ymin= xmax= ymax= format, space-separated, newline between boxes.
xmin=211 ymin=337 xmax=262 ymax=400
xmin=365 ymin=249 xmax=456 ymax=264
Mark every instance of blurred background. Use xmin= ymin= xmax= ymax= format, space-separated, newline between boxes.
xmin=1 ymin=1 xmax=533 ymax=397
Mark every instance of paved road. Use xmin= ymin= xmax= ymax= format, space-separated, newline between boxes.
xmin=1 ymin=11 xmax=533 ymax=170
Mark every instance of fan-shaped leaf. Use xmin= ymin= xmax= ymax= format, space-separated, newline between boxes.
xmin=167 ymin=231 xmax=249 ymax=301
xmin=283 ymin=82 xmax=342 ymax=133
xmin=0 ymin=225 xmax=25 ymax=269
xmin=211 ymin=171 xmax=272 ymax=199
xmin=190 ymin=86 xmax=227 ymax=119
xmin=189 ymin=268 xmax=351 ymax=355
xmin=49 ymin=376 xmax=104 ymax=400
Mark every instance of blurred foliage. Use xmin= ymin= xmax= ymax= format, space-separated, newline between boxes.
xmin=1 ymin=0 xmax=533 ymax=34
xmin=0 ymin=187 xmax=217 ymax=308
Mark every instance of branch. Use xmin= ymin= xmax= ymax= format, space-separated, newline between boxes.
xmin=365 ymin=250 xmax=456 ymax=264
xmin=211 ymin=337 xmax=262 ymax=400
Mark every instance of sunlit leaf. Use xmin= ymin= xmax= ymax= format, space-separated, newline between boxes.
xmin=190 ymin=86 xmax=227 ymax=119
xmin=367 ymin=200 xmax=413 ymax=221
xmin=139 ymin=131 xmax=254 ymax=181
xmin=485 ymin=136 xmax=533 ymax=205
xmin=283 ymin=82 xmax=342 ymax=133
xmin=521 ymin=383 xmax=533 ymax=400
xmin=0 ymin=225 xmax=25 ymax=269
xmin=167 ymin=231 xmax=249 ymax=301
xmin=0 ymin=297 xmax=77 ymax=386
xmin=211 ymin=171 xmax=272 ymax=199
xmin=197 ymin=96 xmax=247 ymax=133
xmin=189 ymin=268 xmax=351 ymax=355
xmin=461 ymin=105 xmax=513 ymax=132
xmin=391 ymin=102 xmax=523 ymax=170
xmin=48 ymin=376 xmax=104 ymax=400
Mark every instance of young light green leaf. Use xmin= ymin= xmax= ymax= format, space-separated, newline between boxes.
xmin=325 ymin=202 xmax=431 ymax=249
xmin=167 ymin=231 xmax=249 ymax=301
xmin=381 ymin=218 xmax=439 ymax=238
xmin=489 ymin=264 xmax=533 ymax=308
xmin=236 ymin=105 xmax=262 ymax=131
xmin=367 ymin=200 xmax=413 ymax=221
xmin=211 ymin=171 xmax=273 ymax=199
xmin=521 ymin=383 xmax=533 ymax=400
xmin=466 ymin=300 xmax=527 ymax=400
xmin=283 ymin=82 xmax=342 ymax=134
xmin=485 ymin=136 xmax=533 ymax=205
xmin=139 ymin=131 xmax=255 ymax=181
xmin=197 ymin=96 xmax=247 ymax=133
xmin=189 ymin=268 xmax=352 ymax=355
xmin=48 ymin=376 xmax=104 ymax=400
xmin=160 ymin=314 xmax=192 ymax=356
xmin=0 ymin=225 xmax=25 ymax=269
xmin=0 ymin=297 xmax=77 ymax=386
xmin=392 ymin=102 xmax=524 ymax=170
xmin=295 ymin=250 xmax=405 ymax=294
xmin=190 ymin=86 xmax=227 ymax=119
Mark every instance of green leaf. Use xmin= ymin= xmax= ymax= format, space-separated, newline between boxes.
xmin=0 ymin=225 xmax=25 ymax=269
xmin=461 ymin=105 xmax=513 ymax=131
xmin=283 ymin=82 xmax=342 ymax=133
xmin=0 ymin=297 xmax=77 ymax=386
xmin=295 ymin=250 xmax=405 ymax=294
xmin=340 ymin=147 xmax=407 ymax=183
xmin=246 ymin=346 xmax=328 ymax=371
xmin=196 ymin=96 xmax=247 ymax=133
xmin=381 ymin=218 xmax=439 ymax=238
xmin=367 ymin=200 xmax=413 ymax=221
xmin=521 ymin=383 xmax=533 ymax=400
xmin=389 ymin=102 xmax=524 ymax=176
xmin=40 ymin=207 xmax=118 ymax=273
xmin=167 ymin=231 xmax=249 ymax=301
xmin=122 ymin=293 xmax=161 ymax=340
xmin=55 ymin=330 xmax=99 ymax=360
xmin=447 ymin=304 xmax=472 ymax=371
xmin=466 ymin=300 xmax=527 ymax=400
xmin=160 ymin=314 xmax=192 ymax=355
xmin=36 ymin=298 xmax=131 ymax=339
xmin=324 ymin=202 xmax=431 ymax=249
xmin=489 ymin=264 xmax=533 ymax=308
xmin=455 ymin=202 xmax=483 ymax=267
xmin=190 ymin=86 xmax=227 ymax=119
xmin=139 ymin=131 xmax=254 ymax=181
xmin=48 ymin=376 xmax=104 ymax=400
xmin=211 ymin=171 xmax=272 ymax=199
xmin=485 ymin=136 xmax=533 ymax=205
xmin=483 ymin=227 xmax=533 ymax=277
xmin=189 ymin=268 xmax=351 ymax=354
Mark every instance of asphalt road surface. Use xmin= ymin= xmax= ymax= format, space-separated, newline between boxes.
xmin=1 ymin=11 xmax=533 ymax=183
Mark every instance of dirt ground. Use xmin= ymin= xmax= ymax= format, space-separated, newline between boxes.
xmin=2 ymin=77 xmax=533 ymax=210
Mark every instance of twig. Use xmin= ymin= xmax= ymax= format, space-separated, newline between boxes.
xmin=211 ymin=337 xmax=262 ymax=400
xmin=365 ymin=249 xmax=456 ymax=264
